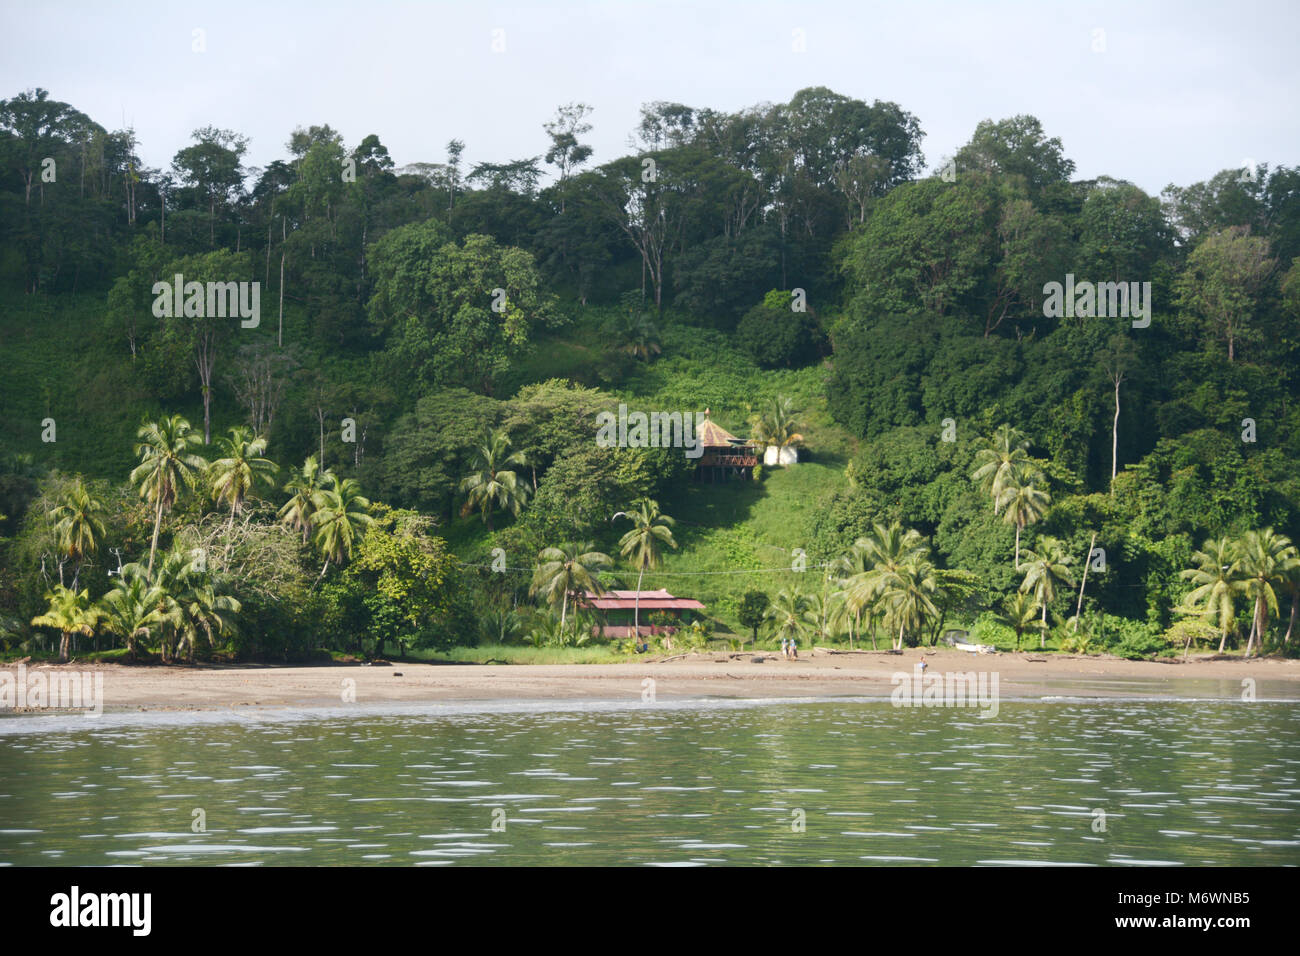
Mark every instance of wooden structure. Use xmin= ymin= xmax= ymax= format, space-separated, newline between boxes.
xmin=578 ymin=589 xmax=706 ymax=638
xmin=695 ymin=409 xmax=757 ymax=482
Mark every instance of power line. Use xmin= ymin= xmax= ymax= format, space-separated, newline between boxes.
xmin=456 ymin=561 xmax=837 ymax=576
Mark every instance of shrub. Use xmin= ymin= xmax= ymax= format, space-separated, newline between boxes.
xmin=735 ymin=290 xmax=822 ymax=369
xmin=968 ymin=613 xmax=1016 ymax=649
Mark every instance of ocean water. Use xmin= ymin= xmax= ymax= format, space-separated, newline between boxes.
xmin=1 ymin=697 xmax=1298 ymax=866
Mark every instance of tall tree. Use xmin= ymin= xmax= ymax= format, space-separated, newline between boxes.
xmin=615 ymin=498 xmax=677 ymax=637
xmin=1099 ymin=334 xmax=1138 ymax=486
xmin=1175 ymin=226 xmax=1276 ymax=362
xmin=278 ymin=455 xmax=333 ymax=544
xmin=543 ymin=102 xmax=594 ymax=211
xmin=209 ymin=426 xmax=279 ymax=528
xmin=459 ymin=430 xmax=529 ymax=533
xmin=130 ymin=415 xmax=207 ymax=576
xmin=313 ymin=476 xmax=375 ymax=575
xmin=30 ymin=585 xmax=98 ymax=662
xmin=48 ymin=479 xmax=106 ymax=590
xmin=1019 ymin=537 xmax=1074 ymax=646
xmin=998 ymin=474 xmax=1052 ymax=571
xmin=1179 ymin=537 xmax=1245 ymax=653
xmin=1237 ymin=528 xmax=1298 ymax=656
xmin=171 ymin=126 xmax=249 ymax=247
xmin=530 ymin=542 xmax=611 ymax=626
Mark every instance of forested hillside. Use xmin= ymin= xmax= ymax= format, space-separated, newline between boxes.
xmin=3 ymin=85 xmax=1299 ymax=662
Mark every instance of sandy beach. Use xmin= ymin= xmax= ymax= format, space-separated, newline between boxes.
xmin=3 ymin=649 xmax=1298 ymax=713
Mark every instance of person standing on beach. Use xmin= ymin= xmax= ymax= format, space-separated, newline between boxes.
xmin=919 ymin=655 xmax=928 ymax=676
xmin=790 ymin=638 xmax=798 ymax=660
xmin=781 ymin=638 xmax=789 ymax=659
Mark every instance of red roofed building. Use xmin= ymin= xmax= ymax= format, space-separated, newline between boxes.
xmin=578 ymin=589 xmax=705 ymax=638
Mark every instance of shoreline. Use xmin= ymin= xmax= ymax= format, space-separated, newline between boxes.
xmin=2 ymin=649 xmax=1298 ymax=715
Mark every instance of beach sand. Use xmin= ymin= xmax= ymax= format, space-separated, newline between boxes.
xmin=3 ymin=649 xmax=1298 ymax=713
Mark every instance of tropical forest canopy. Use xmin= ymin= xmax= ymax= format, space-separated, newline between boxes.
xmin=3 ymin=84 xmax=1300 ymax=662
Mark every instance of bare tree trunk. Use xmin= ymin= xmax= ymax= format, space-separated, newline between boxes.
xmin=278 ymin=246 xmax=285 ymax=349
xmin=1111 ymin=379 xmax=1121 ymax=485
xmin=634 ymin=566 xmax=645 ymax=637
xmin=147 ymin=498 xmax=164 ymax=576
xmin=1074 ymin=532 xmax=1097 ymax=628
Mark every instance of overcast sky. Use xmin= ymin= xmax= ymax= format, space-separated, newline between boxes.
xmin=3 ymin=0 xmax=1297 ymax=195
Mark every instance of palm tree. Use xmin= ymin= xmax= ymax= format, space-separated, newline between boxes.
xmin=880 ymin=556 xmax=940 ymax=650
xmin=31 ymin=585 xmax=98 ymax=662
xmin=971 ymin=424 xmax=1039 ymax=513
xmin=1280 ymin=560 xmax=1300 ymax=646
xmin=279 ymin=455 xmax=333 ymax=544
xmin=1019 ymin=537 xmax=1075 ymax=647
xmin=130 ymin=415 xmax=207 ymax=576
xmin=98 ymin=564 xmax=164 ymax=659
xmin=748 ymin=396 xmax=804 ymax=466
xmin=998 ymin=590 xmax=1042 ymax=651
xmin=997 ymin=473 xmax=1051 ymax=570
xmin=530 ymin=542 xmax=612 ymax=626
xmin=802 ymin=588 xmax=841 ymax=646
xmin=173 ymin=573 xmax=241 ymax=662
xmin=831 ymin=541 xmax=868 ymax=649
xmin=615 ymin=309 xmax=662 ymax=362
xmin=763 ymin=588 xmax=808 ymax=646
xmin=49 ymin=478 xmax=107 ymax=590
xmin=313 ymin=476 xmax=375 ymax=575
xmin=615 ymin=498 xmax=677 ymax=638
xmin=1237 ymin=528 xmax=1299 ymax=657
xmin=459 ymin=430 xmax=529 ymax=533
xmin=210 ymin=426 xmax=279 ymax=528
xmin=148 ymin=548 xmax=192 ymax=663
xmin=1179 ymin=537 xmax=1246 ymax=653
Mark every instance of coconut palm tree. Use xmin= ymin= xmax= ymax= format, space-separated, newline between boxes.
xmin=313 ymin=476 xmax=375 ymax=575
xmin=763 ymin=588 xmax=809 ymax=646
xmin=459 ymin=430 xmax=529 ymax=532
xmin=748 ymin=396 xmax=804 ymax=466
xmin=173 ymin=573 xmax=241 ymax=662
xmin=802 ymin=588 xmax=841 ymax=646
xmin=1019 ymin=537 xmax=1075 ymax=647
xmin=98 ymin=564 xmax=164 ymax=660
xmin=615 ymin=498 xmax=677 ymax=637
xmin=130 ymin=415 xmax=207 ymax=576
xmin=49 ymin=478 xmax=107 ymax=590
xmin=997 ymin=473 xmax=1052 ymax=570
xmin=530 ymin=542 xmax=612 ymax=626
xmin=210 ymin=426 xmax=279 ymax=528
xmin=998 ymin=590 xmax=1042 ymax=651
xmin=1280 ymin=560 xmax=1300 ymax=646
xmin=831 ymin=541 xmax=869 ymax=649
xmin=880 ymin=556 xmax=941 ymax=650
xmin=1237 ymin=528 xmax=1299 ymax=657
xmin=279 ymin=455 xmax=333 ymax=544
xmin=1179 ymin=537 xmax=1246 ymax=653
xmin=31 ymin=585 xmax=99 ymax=662
xmin=971 ymin=424 xmax=1040 ymax=513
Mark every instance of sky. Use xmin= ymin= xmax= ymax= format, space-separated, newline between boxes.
xmin=2 ymin=0 xmax=1298 ymax=195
